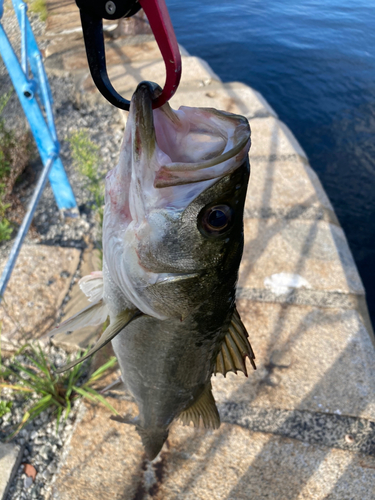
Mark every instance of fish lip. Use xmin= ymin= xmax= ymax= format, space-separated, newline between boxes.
xmin=153 ymin=272 xmax=201 ymax=284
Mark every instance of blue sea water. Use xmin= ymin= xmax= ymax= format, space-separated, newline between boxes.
xmin=168 ymin=0 xmax=375 ymax=325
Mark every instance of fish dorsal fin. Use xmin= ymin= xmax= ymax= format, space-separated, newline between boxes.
xmin=215 ymin=307 xmax=256 ymax=377
xmin=179 ymin=383 xmax=220 ymax=430
xmin=54 ymin=309 xmax=143 ymax=374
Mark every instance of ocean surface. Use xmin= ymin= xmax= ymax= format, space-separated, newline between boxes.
xmin=168 ymin=0 xmax=375 ymax=326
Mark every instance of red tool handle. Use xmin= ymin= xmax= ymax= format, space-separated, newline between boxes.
xmin=139 ymin=0 xmax=182 ymax=108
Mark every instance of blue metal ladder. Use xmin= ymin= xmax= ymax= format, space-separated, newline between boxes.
xmin=0 ymin=0 xmax=78 ymax=301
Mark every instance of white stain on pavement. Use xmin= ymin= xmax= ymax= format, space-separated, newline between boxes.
xmin=264 ymin=273 xmax=312 ymax=295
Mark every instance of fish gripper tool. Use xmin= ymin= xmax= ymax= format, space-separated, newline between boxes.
xmin=75 ymin=0 xmax=182 ymax=110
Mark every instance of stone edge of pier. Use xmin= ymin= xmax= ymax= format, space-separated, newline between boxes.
xmin=1 ymin=2 xmax=375 ymax=499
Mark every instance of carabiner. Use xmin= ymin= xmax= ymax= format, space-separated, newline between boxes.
xmin=75 ymin=0 xmax=181 ymax=110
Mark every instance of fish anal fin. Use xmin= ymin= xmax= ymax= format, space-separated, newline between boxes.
xmin=179 ymin=384 xmax=220 ymax=430
xmin=214 ymin=307 xmax=256 ymax=377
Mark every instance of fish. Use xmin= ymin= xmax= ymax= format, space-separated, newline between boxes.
xmin=48 ymin=81 xmax=255 ymax=460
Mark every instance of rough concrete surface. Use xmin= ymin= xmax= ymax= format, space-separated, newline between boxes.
xmin=0 ymin=245 xmax=80 ymax=346
xmin=249 ymin=116 xmax=307 ymax=160
xmin=213 ymin=300 xmax=375 ymax=420
xmin=52 ymin=401 xmax=375 ymax=500
xmin=77 ymin=56 xmax=221 ymax=107
xmin=238 ymin=218 xmax=364 ymax=296
xmin=245 ymin=157 xmax=336 ymax=222
xmin=46 ymin=39 xmax=161 ymax=72
xmin=44 ymin=0 xmax=125 ymax=35
xmin=0 ymin=443 xmax=23 ymax=500
xmin=169 ymin=81 xmax=278 ymax=120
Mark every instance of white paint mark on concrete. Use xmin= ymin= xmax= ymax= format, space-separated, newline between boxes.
xmin=264 ymin=273 xmax=311 ymax=295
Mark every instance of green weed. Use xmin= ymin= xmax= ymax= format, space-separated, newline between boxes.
xmin=69 ymin=130 xmax=105 ymax=255
xmin=28 ymin=0 xmax=48 ymax=22
xmin=0 ymin=92 xmax=16 ymax=242
xmin=0 ymin=197 xmax=12 ymax=241
xmin=0 ymin=343 xmax=119 ymax=437
xmin=0 ymin=400 xmax=12 ymax=418
xmin=0 ymin=217 xmax=12 ymax=242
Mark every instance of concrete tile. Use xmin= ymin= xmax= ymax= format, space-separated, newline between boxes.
xmin=51 ymin=400 xmax=144 ymax=500
xmin=0 ymin=245 xmax=80 ymax=347
xmin=45 ymin=6 xmax=118 ymax=35
xmin=78 ymin=56 xmax=221 ymax=106
xmin=52 ymin=401 xmax=375 ymax=500
xmin=46 ymin=12 xmax=81 ymax=35
xmin=250 ymin=116 xmax=307 ymax=160
xmin=212 ymin=301 xmax=375 ymax=421
xmin=0 ymin=443 xmax=23 ymax=500
xmin=238 ymin=218 xmax=364 ymax=296
xmin=62 ymin=40 xmax=161 ymax=70
xmin=219 ymin=404 xmax=375 ymax=455
xmin=246 ymin=157 xmax=336 ymax=221
xmin=42 ymin=34 xmax=83 ymax=58
xmin=159 ymin=425 xmax=375 ymax=500
xmin=168 ymin=81 xmax=277 ymax=120
xmin=46 ymin=0 xmax=76 ymax=16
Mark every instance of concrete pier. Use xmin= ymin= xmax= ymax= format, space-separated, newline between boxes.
xmin=2 ymin=1 xmax=375 ymax=498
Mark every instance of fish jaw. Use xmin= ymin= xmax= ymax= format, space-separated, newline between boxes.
xmin=103 ymin=81 xmax=251 ymax=320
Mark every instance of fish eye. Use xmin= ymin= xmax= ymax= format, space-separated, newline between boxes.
xmin=198 ymin=204 xmax=233 ymax=237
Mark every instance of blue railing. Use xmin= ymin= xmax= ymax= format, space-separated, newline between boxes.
xmin=0 ymin=0 xmax=78 ymax=301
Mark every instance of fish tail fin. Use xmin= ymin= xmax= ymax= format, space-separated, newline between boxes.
xmin=136 ymin=426 xmax=169 ymax=461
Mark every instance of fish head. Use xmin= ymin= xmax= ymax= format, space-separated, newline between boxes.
xmin=103 ymin=82 xmax=250 ymax=320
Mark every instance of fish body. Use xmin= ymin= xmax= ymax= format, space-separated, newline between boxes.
xmin=50 ymin=82 xmax=254 ymax=460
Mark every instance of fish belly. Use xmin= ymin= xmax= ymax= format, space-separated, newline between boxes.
xmin=111 ymin=312 xmax=227 ymax=429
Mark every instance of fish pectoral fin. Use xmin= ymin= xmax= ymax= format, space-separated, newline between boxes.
xmin=45 ymin=299 xmax=109 ymax=339
xmin=179 ymin=383 xmax=220 ymax=430
xmin=79 ymin=271 xmax=104 ymax=302
xmin=54 ymin=309 xmax=143 ymax=374
xmin=214 ymin=307 xmax=256 ymax=378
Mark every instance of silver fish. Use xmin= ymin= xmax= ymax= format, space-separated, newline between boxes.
xmin=49 ymin=82 xmax=255 ymax=460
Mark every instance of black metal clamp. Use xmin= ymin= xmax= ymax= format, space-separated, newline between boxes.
xmin=75 ymin=0 xmax=181 ymax=111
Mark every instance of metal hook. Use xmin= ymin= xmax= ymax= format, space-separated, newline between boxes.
xmin=76 ymin=0 xmax=181 ymax=110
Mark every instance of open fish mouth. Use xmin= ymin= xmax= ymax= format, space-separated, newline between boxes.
xmin=151 ymin=92 xmax=250 ymax=188
xmin=105 ymin=81 xmax=251 ymax=224
xmin=138 ymin=81 xmax=250 ymax=188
